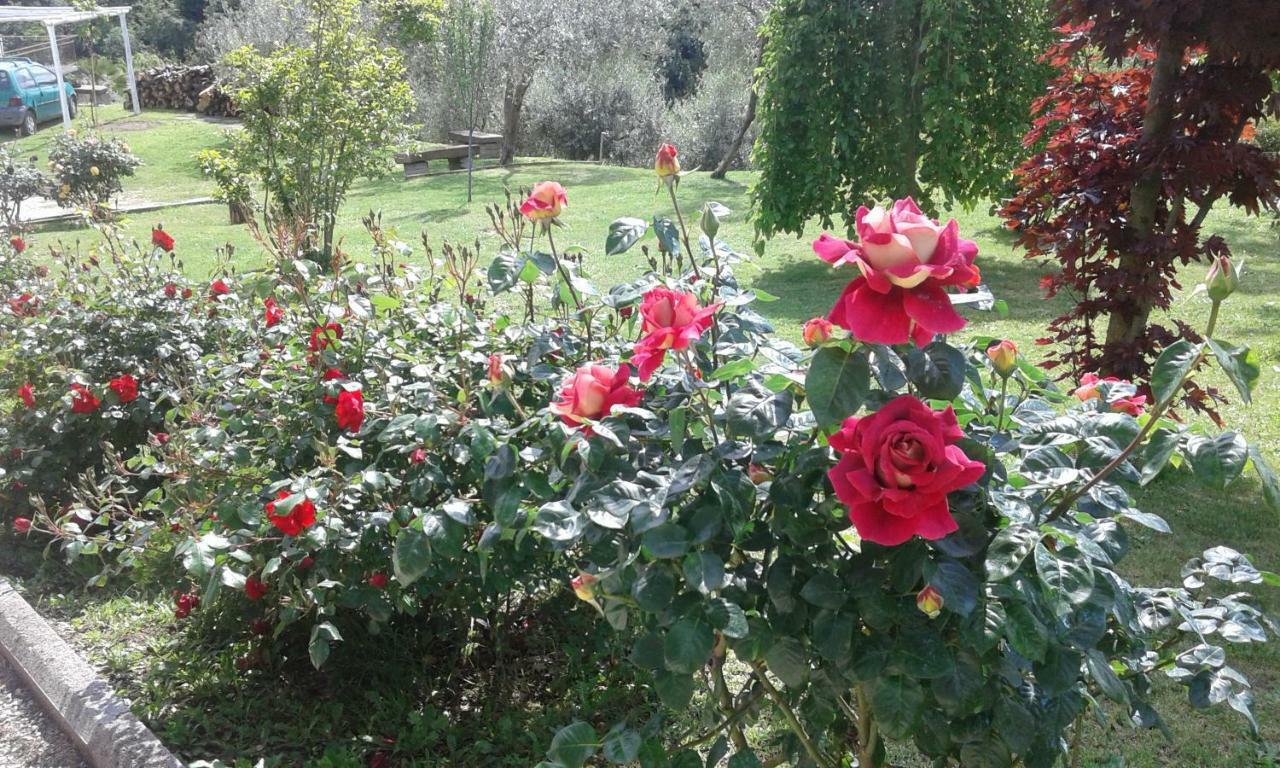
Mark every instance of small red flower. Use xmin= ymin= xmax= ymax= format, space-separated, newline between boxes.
xmin=263 ymin=297 xmax=284 ymax=328
xmin=409 ymin=447 xmax=427 ymax=464
xmin=151 ymin=431 xmax=170 ymax=445
xmin=151 ymin=227 xmax=175 ymax=253
xmin=368 ymin=572 xmax=389 ymax=589
xmin=250 ymin=618 xmax=272 ymax=636
xmin=802 ymin=317 xmax=835 ymax=347
xmin=8 ymin=293 xmax=38 ymax=317
xmin=69 ymin=383 xmax=100 ymax=414
xmin=10 ymin=236 xmax=26 ymax=253
xmin=209 ymin=279 xmax=230 ymax=297
xmin=163 ymin=282 xmax=178 ymax=298
xmin=335 ymin=386 xmax=364 ymax=433
xmin=321 ymin=367 xmax=344 ymax=381
xmin=108 ymin=374 xmax=139 ymax=404
xmin=18 ymin=383 xmax=35 ymax=409
xmin=13 ymin=517 xmax=32 ymax=534
xmin=181 ymin=287 xmax=193 ymax=299
xmin=487 ymin=353 xmax=504 ymax=386
xmin=173 ymin=590 xmax=200 ymax=619
xmin=298 ymin=555 xmax=315 ymax=570
xmin=309 ymin=323 xmax=344 ymax=352
xmin=244 ymin=576 xmax=269 ymax=601
xmin=264 ymin=490 xmax=318 ymax=537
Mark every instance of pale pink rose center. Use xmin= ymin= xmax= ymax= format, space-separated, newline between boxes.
xmin=574 ymin=376 xmax=608 ymax=417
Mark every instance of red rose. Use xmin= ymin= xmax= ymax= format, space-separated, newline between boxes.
xmin=335 ymin=386 xmax=364 ymax=432
xmin=321 ymin=367 xmax=344 ymax=381
xmin=173 ymin=590 xmax=200 ymax=619
xmin=151 ymin=431 xmax=170 ymax=445
xmin=265 ymin=490 xmax=318 ymax=537
xmin=10 ymin=236 xmax=26 ymax=253
xmin=13 ymin=517 xmax=32 ymax=534
xmin=18 ymin=383 xmax=35 ymax=409
xmin=263 ymin=297 xmax=284 ymax=328
xmin=298 ymin=555 xmax=315 ymax=570
xmin=163 ymin=282 xmax=178 ymax=298
xmin=308 ymin=323 xmax=344 ymax=352
xmin=655 ymin=143 xmax=680 ymax=180
xmin=69 ymin=383 xmax=100 ymax=414
xmin=209 ymin=279 xmax=230 ymax=297
xmin=368 ymin=572 xmax=389 ymax=589
xmin=814 ymin=198 xmax=979 ymax=347
xmin=827 ymin=395 xmax=985 ymax=546
xmin=108 ymin=374 xmax=139 ymax=403
xmin=409 ymin=447 xmax=427 ymax=464
xmin=250 ymin=618 xmax=272 ymax=636
xmin=519 ymin=181 xmax=568 ymax=222
xmin=152 ymin=227 xmax=175 ymax=252
xmin=487 ymin=353 xmax=504 ymax=386
xmin=181 ymin=287 xmax=193 ymax=299
xmin=244 ymin=576 xmax=269 ymax=601
xmin=630 ymin=287 xmax=719 ymax=381
xmin=8 ymin=293 xmax=38 ymax=317
xmin=550 ymin=363 xmax=643 ymax=430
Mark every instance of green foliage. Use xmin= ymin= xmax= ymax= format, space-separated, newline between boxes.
xmin=46 ymin=132 xmax=141 ymax=216
xmin=751 ymin=0 xmax=1052 ymax=237
xmin=374 ymin=0 xmax=445 ymax=46
xmin=223 ymin=0 xmax=415 ymax=255
xmin=0 ymin=147 xmax=48 ymax=230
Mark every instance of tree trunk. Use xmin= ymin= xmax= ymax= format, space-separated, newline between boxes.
xmin=711 ymin=37 xmax=765 ymax=180
xmin=500 ymin=75 xmax=532 ymax=166
xmin=1102 ymin=36 xmax=1184 ymax=364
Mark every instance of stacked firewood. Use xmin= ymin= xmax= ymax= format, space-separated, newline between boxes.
xmin=123 ymin=65 xmax=240 ymax=117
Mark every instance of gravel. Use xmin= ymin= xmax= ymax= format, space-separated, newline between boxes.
xmin=0 ymin=653 xmax=86 ymax=768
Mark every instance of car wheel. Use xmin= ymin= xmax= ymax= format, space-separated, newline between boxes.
xmin=19 ymin=110 xmax=36 ymax=137
xmin=67 ymin=95 xmax=77 ymax=120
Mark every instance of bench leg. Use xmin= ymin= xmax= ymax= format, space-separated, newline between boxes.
xmin=447 ymin=156 xmax=464 ymax=171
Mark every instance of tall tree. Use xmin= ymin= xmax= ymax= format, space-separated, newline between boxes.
xmin=1002 ymin=1 xmax=1280 ymax=387
xmin=750 ymin=0 xmax=1052 ymax=237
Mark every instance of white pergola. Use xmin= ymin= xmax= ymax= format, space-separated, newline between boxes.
xmin=0 ymin=5 xmax=139 ymax=130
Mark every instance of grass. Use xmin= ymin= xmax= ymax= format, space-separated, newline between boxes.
xmin=6 ymin=109 xmax=1280 ymax=767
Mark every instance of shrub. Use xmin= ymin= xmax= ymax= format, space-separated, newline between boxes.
xmin=28 ymin=164 xmax=1280 ymax=768
xmin=0 ymin=226 xmax=216 ymax=519
xmin=0 ymin=147 xmax=49 ymax=231
xmin=45 ymin=132 xmax=141 ymax=218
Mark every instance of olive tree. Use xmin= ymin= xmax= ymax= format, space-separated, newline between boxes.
xmin=216 ymin=0 xmax=415 ymax=256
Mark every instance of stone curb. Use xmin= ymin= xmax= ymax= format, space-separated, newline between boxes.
xmin=0 ymin=577 xmax=184 ymax=768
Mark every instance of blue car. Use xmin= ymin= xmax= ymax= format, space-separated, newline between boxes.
xmin=0 ymin=57 xmax=77 ymax=136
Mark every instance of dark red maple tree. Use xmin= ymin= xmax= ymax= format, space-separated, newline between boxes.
xmin=1002 ymin=1 xmax=1280 ymax=391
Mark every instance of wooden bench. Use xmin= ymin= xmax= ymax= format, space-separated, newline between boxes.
xmin=447 ymin=130 xmax=503 ymax=160
xmin=394 ymin=145 xmax=478 ymax=178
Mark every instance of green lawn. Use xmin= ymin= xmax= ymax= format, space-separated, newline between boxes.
xmin=9 ymin=109 xmax=1280 ymax=767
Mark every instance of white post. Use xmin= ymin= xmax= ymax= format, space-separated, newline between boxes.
xmin=119 ymin=12 xmax=140 ymax=116
xmin=46 ymin=23 xmax=71 ymax=130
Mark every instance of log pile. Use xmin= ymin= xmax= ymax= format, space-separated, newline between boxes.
xmin=123 ymin=65 xmax=240 ymax=118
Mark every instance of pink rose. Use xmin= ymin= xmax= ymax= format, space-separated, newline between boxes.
xmin=551 ymin=363 xmax=643 ymax=429
xmin=487 ymin=353 xmax=505 ymax=386
xmin=1073 ymin=373 xmax=1146 ymax=416
xmin=814 ymin=198 xmax=980 ymax=346
xmin=519 ymin=181 xmax=567 ymax=222
xmin=630 ymin=287 xmax=719 ymax=381
xmin=802 ymin=317 xmax=835 ymax=347
xmin=654 ymin=143 xmax=680 ymax=179
xmin=828 ymin=395 xmax=985 ymax=546
xmin=13 ymin=517 xmax=32 ymax=534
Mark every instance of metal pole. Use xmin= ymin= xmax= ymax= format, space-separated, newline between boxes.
xmin=119 ymin=12 xmax=140 ymax=115
xmin=46 ymin=23 xmax=71 ymax=130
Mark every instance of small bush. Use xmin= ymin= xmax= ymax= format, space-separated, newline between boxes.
xmin=0 ymin=146 xmax=48 ymax=231
xmin=46 ymin=132 xmax=141 ymax=217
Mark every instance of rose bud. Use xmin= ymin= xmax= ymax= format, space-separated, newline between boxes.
xmin=368 ymin=572 xmax=389 ymax=589
xmin=409 ymin=447 xmax=427 ymax=464
xmin=298 ymin=555 xmax=315 ymax=570
xmin=618 ymin=305 xmax=635 ymax=320
xmin=250 ymin=618 xmax=271 ymax=636
xmin=802 ymin=317 xmax=834 ymax=347
xmin=986 ymin=340 xmax=1018 ymax=378
xmin=487 ymin=353 xmax=505 ymax=387
xmin=916 ymin=585 xmax=944 ymax=619
xmin=654 ymin=143 xmax=680 ymax=181
xmin=1204 ymin=254 xmax=1240 ymax=303
xmin=699 ymin=202 xmax=720 ymax=239
xmin=518 ymin=181 xmax=567 ymax=222
xmin=13 ymin=517 xmax=32 ymax=534
xmin=244 ymin=576 xmax=269 ymax=601
xmin=748 ymin=463 xmax=773 ymax=484
xmin=570 ymin=572 xmax=598 ymax=602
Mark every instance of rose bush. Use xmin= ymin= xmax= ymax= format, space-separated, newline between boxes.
xmin=45 ymin=131 xmax=141 ymax=218
xmin=20 ymin=171 xmax=1279 ymax=768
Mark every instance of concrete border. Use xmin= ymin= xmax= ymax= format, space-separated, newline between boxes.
xmin=0 ymin=577 xmax=183 ymax=768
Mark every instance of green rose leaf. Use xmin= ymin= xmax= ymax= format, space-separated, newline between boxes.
xmin=904 ymin=341 xmax=970 ymax=401
xmin=605 ymin=217 xmax=649 ymax=255
xmin=1207 ymin=339 xmax=1259 ymax=404
xmin=664 ymin=618 xmax=714 ymax=674
xmin=1150 ymin=339 xmax=1201 ymax=405
xmin=547 ymin=721 xmax=598 ymax=768
xmin=642 ymin=523 xmax=691 ymax=559
xmin=601 ymin=724 xmax=642 ymax=764
xmin=805 ymin=346 xmax=871 ymax=430
xmin=867 ymin=674 xmax=924 ymax=739
xmin=682 ymin=552 xmax=725 ymax=594
xmin=1185 ymin=432 xmax=1248 ymax=490
xmin=985 ymin=525 xmax=1041 ymax=582
xmin=392 ymin=528 xmax=432 ymax=586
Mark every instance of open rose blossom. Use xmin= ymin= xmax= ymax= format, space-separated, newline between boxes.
xmin=108 ymin=374 xmax=139 ymax=403
xmin=69 ymin=383 xmax=100 ymax=414
xmin=10 ymin=236 xmax=25 ymax=253
xmin=244 ymin=576 xmax=269 ymax=601
xmin=209 ymin=278 xmax=230 ymax=297
xmin=1073 ymin=373 xmax=1147 ymax=416
xmin=8 ymin=293 xmax=38 ymax=317
xmin=654 ymin=143 xmax=680 ymax=179
xmin=164 ymin=282 xmax=178 ymax=298
xmin=828 ymin=395 xmax=985 ymax=546
xmin=335 ymin=386 xmax=365 ymax=432
xmin=519 ymin=181 xmax=567 ymax=222
xmin=265 ymin=490 xmax=317 ymax=537
xmin=630 ymin=287 xmax=720 ymax=381
xmin=815 ymin=198 xmax=980 ymax=347
xmin=551 ymin=363 xmax=643 ymax=429
xmin=263 ymin=297 xmax=284 ymax=327
xmin=151 ymin=227 xmax=175 ymax=252
xmin=18 ymin=383 xmax=35 ymax=409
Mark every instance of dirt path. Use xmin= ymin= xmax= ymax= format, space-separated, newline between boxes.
xmin=0 ymin=654 xmax=85 ymax=768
